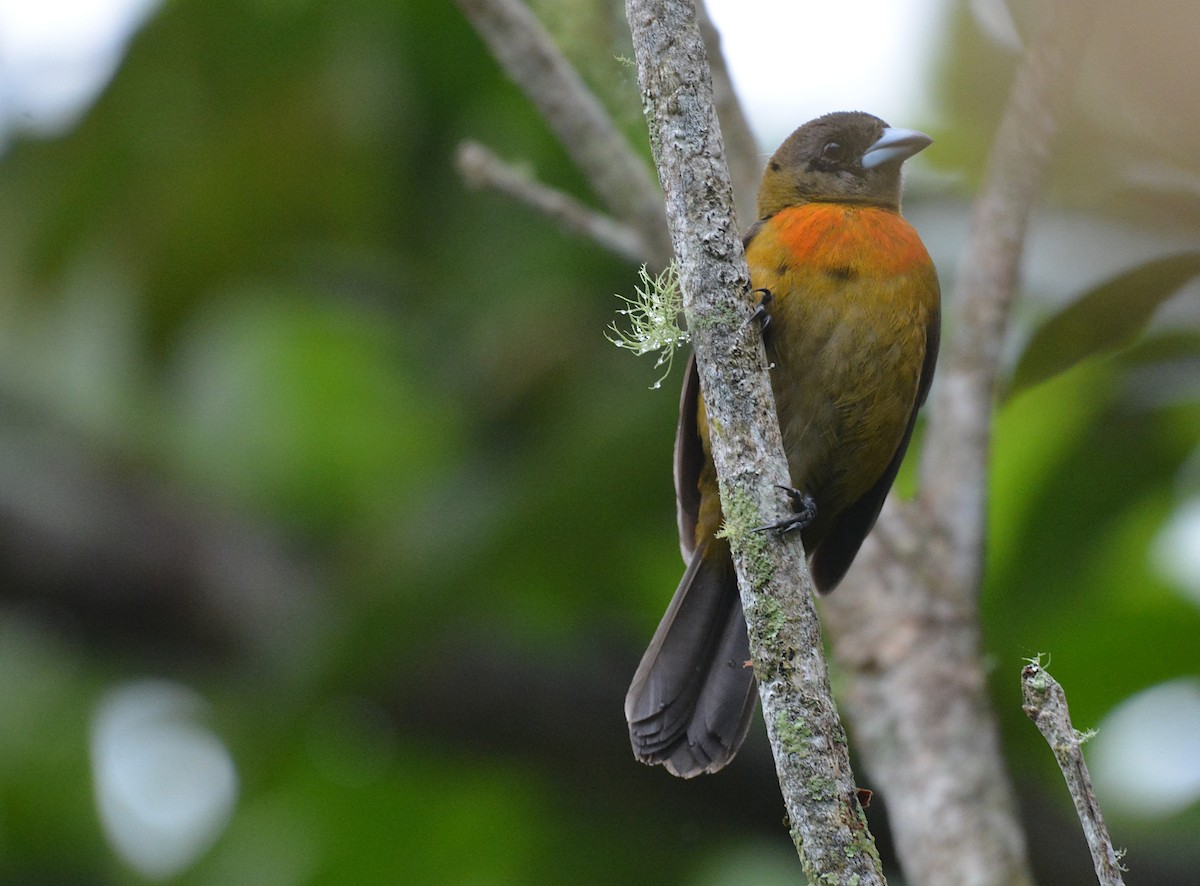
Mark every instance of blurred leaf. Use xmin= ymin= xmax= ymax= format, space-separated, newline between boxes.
xmin=171 ymin=287 xmax=459 ymax=534
xmin=1005 ymin=252 xmax=1200 ymax=400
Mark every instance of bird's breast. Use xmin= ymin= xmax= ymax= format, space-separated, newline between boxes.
xmin=744 ymin=203 xmax=937 ymax=533
xmin=765 ymin=202 xmax=931 ymax=278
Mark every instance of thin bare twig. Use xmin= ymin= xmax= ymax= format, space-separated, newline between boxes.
xmin=1022 ymin=662 xmax=1127 ymax=886
xmin=456 ymin=140 xmax=648 ymax=264
xmin=624 ymin=0 xmax=882 ymax=880
xmin=456 ymin=0 xmax=671 ymax=265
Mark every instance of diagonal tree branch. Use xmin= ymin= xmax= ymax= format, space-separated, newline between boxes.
xmin=624 ymin=0 xmax=882 ymax=880
xmin=456 ymin=140 xmax=648 ymax=264
xmin=456 ymin=0 xmax=671 ymax=264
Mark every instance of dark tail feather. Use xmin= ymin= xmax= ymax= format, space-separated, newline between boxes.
xmin=624 ymin=537 xmax=757 ymax=777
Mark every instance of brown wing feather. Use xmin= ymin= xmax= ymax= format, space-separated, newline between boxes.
xmin=673 ymin=354 xmax=703 ymax=562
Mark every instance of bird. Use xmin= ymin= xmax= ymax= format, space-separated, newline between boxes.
xmin=625 ymin=111 xmax=941 ymax=778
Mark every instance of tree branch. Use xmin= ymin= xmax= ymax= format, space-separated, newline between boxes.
xmin=821 ymin=2 xmax=1093 ymax=884
xmin=456 ymin=0 xmax=671 ymax=265
xmin=456 ymin=0 xmax=1098 ymax=881
xmin=1022 ymin=662 xmax=1127 ymax=886
xmin=624 ymin=0 xmax=881 ymax=880
xmin=456 ymin=140 xmax=649 ymax=264
xmin=0 ymin=415 xmax=325 ymax=664
xmin=920 ymin=0 xmax=1093 ymax=581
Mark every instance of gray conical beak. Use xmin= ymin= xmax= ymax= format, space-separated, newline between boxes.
xmin=861 ymin=127 xmax=933 ymax=169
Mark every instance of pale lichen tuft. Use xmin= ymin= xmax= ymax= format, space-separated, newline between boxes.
xmin=607 ymin=262 xmax=688 ymax=389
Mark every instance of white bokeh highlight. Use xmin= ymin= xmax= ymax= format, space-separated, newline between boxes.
xmin=1153 ymin=496 xmax=1200 ymax=607
xmin=1089 ymin=679 xmax=1200 ymax=818
xmin=90 ymin=679 xmax=238 ymax=880
xmin=0 ymin=0 xmax=161 ymax=136
xmin=704 ymin=0 xmax=948 ymax=145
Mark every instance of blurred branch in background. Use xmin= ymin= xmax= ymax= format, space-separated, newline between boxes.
xmin=455 ymin=0 xmax=671 ymax=265
xmin=453 ymin=0 xmax=763 ymax=268
xmin=456 ymin=140 xmax=648 ymax=264
xmin=693 ymin=0 xmax=760 ymax=226
xmin=822 ymin=1 xmax=1093 ymax=883
xmin=922 ymin=0 xmax=1093 ymax=572
xmin=0 ymin=400 xmax=327 ymax=666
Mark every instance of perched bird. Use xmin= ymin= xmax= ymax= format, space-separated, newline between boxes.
xmin=626 ymin=111 xmax=941 ymax=777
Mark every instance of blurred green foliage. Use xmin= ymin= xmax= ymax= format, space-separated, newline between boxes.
xmin=0 ymin=1 xmax=1197 ymax=884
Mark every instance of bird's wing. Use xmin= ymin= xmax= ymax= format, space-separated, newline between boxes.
xmin=674 ymin=353 xmax=703 ymax=563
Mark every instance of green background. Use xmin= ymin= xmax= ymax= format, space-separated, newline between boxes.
xmin=0 ymin=1 xmax=1197 ymax=883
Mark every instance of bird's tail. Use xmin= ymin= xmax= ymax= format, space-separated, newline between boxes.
xmin=624 ymin=537 xmax=758 ymax=777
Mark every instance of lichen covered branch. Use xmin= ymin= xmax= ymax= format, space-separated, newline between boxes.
xmin=624 ymin=0 xmax=882 ymax=879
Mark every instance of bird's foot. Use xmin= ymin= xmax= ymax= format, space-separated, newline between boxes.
xmin=752 ymin=485 xmax=816 ymax=534
xmin=747 ymin=288 xmax=773 ymax=333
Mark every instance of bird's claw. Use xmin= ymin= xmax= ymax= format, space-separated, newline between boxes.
xmin=747 ymin=288 xmax=773 ymax=333
xmin=752 ymin=485 xmax=816 ymax=534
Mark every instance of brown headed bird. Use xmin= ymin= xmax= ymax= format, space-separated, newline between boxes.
xmin=626 ymin=111 xmax=940 ymax=777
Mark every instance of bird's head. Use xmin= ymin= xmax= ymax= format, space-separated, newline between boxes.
xmin=755 ymin=111 xmax=931 ymax=218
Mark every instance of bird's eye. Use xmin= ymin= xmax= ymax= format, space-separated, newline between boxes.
xmin=821 ymin=141 xmax=844 ymax=161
